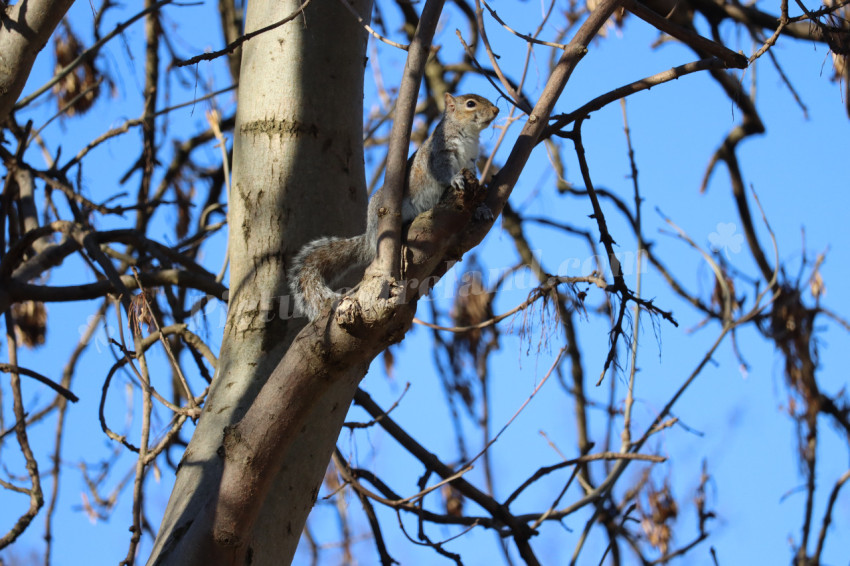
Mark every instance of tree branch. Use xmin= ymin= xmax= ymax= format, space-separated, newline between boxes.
xmin=371 ymin=0 xmax=446 ymax=281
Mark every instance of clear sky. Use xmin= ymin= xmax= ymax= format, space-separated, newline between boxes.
xmin=1 ymin=1 xmax=848 ymax=565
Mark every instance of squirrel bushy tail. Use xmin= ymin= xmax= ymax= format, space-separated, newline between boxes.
xmin=289 ymin=232 xmax=374 ymax=321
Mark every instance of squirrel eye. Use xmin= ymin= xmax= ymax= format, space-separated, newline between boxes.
xmin=465 ymin=100 xmax=477 ymax=108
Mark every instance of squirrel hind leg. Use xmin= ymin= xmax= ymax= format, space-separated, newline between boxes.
xmin=474 ymin=204 xmax=494 ymax=221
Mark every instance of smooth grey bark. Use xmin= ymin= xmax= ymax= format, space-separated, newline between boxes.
xmin=146 ymin=1 xmax=371 ymax=564
xmin=0 ymin=0 xmax=75 ymax=121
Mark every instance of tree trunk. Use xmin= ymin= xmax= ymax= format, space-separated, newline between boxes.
xmin=146 ymin=1 xmax=371 ymax=563
xmin=0 ymin=0 xmax=75 ymax=122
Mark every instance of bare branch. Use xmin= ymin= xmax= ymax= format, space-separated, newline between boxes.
xmin=370 ymin=0 xmax=446 ymax=283
xmin=0 ymin=364 xmax=78 ymax=402
xmin=12 ymin=0 xmax=174 ymax=113
xmin=175 ymin=0 xmax=315 ymax=67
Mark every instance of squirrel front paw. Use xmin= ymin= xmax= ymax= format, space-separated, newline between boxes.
xmin=450 ymin=171 xmax=466 ymax=191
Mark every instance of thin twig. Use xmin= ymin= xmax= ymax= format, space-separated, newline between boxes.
xmin=61 ymin=84 xmax=236 ymax=172
xmin=750 ymin=0 xmax=789 ymax=63
xmin=480 ymin=0 xmax=567 ymax=49
xmin=544 ymin=57 xmax=730 ymax=140
xmin=621 ymin=98 xmax=642 ymax=450
xmin=413 ymin=275 xmax=607 ymax=332
xmin=336 ymin=0 xmax=409 ymax=51
xmin=175 ymin=0 xmax=314 ymax=67
xmin=0 ymin=313 xmax=43 ymax=549
xmin=14 ymin=0 xmax=175 ymax=111
xmin=0 ymin=364 xmax=79 ymax=402
xmin=621 ymin=0 xmax=748 ymax=68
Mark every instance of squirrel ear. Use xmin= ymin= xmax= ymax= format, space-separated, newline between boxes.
xmin=444 ymin=92 xmax=455 ymax=111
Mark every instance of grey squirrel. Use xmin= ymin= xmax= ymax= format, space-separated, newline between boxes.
xmin=289 ymin=92 xmax=499 ymax=321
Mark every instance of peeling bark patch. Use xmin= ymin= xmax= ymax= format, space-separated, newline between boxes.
xmin=240 ymin=118 xmax=319 ymax=139
xmin=222 ymin=425 xmax=239 ymax=454
xmin=235 ymin=183 xmax=251 ymax=242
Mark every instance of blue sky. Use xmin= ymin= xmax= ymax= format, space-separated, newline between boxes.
xmin=2 ymin=1 xmax=849 ymax=565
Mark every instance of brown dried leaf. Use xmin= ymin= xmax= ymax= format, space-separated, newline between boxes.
xmin=711 ymin=271 xmax=738 ymax=313
xmin=442 ymin=484 xmax=464 ymax=517
xmin=451 ymin=270 xmax=493 ymax=354
xmin=640 ymin=480 xmax=678 ymax=555
xmin=11 ymin=300 xmax=47 ymax=348
xmin=324 ymin=462 xmax=341 ymax=493
xmin=810 ymin=269 xmax=825 ymax=300
xmin=53 ymin=23 xmax=101 ymax=116
xmin=128 ymin=290 xmax=156 ymax=337
xmin=383 ymin=347 xmax=395 ymax=380
xmin=174 ymin=182 xmax=195 ymax=240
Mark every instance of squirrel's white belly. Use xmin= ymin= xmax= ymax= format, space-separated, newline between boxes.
xmin=450 ymin=135 xmax=480 ymax=171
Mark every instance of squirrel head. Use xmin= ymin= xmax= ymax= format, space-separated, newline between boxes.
xmin=444 ymin=93 xmax=499 ymax=130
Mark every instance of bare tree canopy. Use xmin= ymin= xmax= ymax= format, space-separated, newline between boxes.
xmin=0 ymin=0 xmax=848 ymax=565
